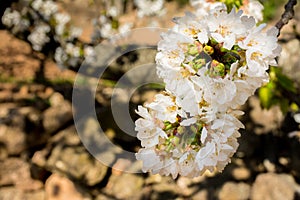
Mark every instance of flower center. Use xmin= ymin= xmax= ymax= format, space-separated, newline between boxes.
xmin=183 ymin=39 xmax=246 ymax=78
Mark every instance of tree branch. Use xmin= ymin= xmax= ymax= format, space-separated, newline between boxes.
xmin=275 ymin=0 xmax=298 ymax=37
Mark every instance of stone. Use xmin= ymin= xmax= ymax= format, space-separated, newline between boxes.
xmin=251 ymin=173 xmax=300 ymax=200
xmin=278 ymin=39 xmax=300 ymax=82
xmin=0 ymin=143 xmax=8 ymax=160
xmin=176 ymin=176 xmax=198 ymax=196
xmin=85 ymin=159 xmax=109 ymax=186
xmin=0 ymin=158 xmax=43 ymax=190
xmin=150 ymin=177 xmax=179 ymax=199
xmin=218 ymin=182 xmax=251 ymax=200
xmin=0 ymin=125 xmax=26 ymax=155
xmin=32 ymin=150 xmax=48 ymax=167
xmin=0 ymin=187 xmax=25 ymax=200
xmin=46 ymin=146 xmax=108 ymax=186
xmin=105 ymin=173 xmax=144 ymax=199
xmin=24 ymin=190 xmax=46 ymax=200
xmin=249 ymin=96 xmax=283 ymax=135
xmin=42 ymin=97 xmax=72 ymax=134
xmin=52 ymin=125 xmax=81 ymax=146
xmin=45 ymin=173 xmax=91 ymax=200
xmin=232 ymin=167 xmax=251 ymax=181
xmin=191 ymin=189 xmax=208 ymax=200
xmin=49 ymin=92 xmax=65 ymax=107
xmin=95 ymin=194 xmax=116 ymax=200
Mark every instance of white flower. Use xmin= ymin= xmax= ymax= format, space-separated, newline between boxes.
xmin=238 ymin=25 xmax=281 ymax=73
xmin=146 ymin=93 xmax=185 ymax=123
xmin=135 ymin=105 xmax=167 ymax=148
xmin=27 ymin=24 xmax=50 ymax=51
xmin=178 ymin=150 xmax=198 ymax=177
xmin=31 ymin=0 xmax=43 ymax=10
xmin=41 ymin=0 xmax=58 ymax=19
xmin=2 ymin=8 xmax=21 ymax=28
xmin=207 ymin=9 xmax=252 ymax=50
xmin=69 ymin=27 xmax=82 ymax=40
xmin=2 ymin=8 xmax=30 ymax=34
xmin=107 ymin=6 xmax=119 ymax=18
xmin=136 ymin=147 xmax=162 ymax=172
xmin=54 ymin=47 xmax=68 ymax=68
xmin=134 ymin=0 xmax=165 ymax=18
xmin=190 ymin=0 xmax=264 ymax=22
xmin=189 ymin=0 xmax=225 ymax=18
xmin=65 ymin=43 xmax=81 ymax=57
xmin=137 ymin=3 xmax=281 ymax=178
xmin=241 ymin=0 xmax=264 ymax=22
xmin=173 ymin=12 xmax=209 ymax=42
xmin=54 ymin=13 xmax=71 ymax=36
xmin=84 ymin=46 xmax=96 ymax=63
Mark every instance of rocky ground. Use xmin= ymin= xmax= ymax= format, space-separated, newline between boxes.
xmin=1 ymin=1 xmax=300 ymax=200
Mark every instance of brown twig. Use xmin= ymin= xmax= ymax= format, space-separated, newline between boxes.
xmin=275 ymin=0 xmax=298 ymax=37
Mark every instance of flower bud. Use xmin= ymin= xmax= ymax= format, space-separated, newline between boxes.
xmin=203 ymin=45 xmax=214 ymax=55
xmin=210 ymin=60 xmax=225 ymax=77
xmin=187 ymin=44 xmax=199 ymax=56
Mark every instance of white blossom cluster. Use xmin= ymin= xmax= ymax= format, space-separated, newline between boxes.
xmin=1 ymin=0 xmax=96 ymax=68
xmin=134 ymin=0 xmax=165 ymax=18
xmin=91 ymin=9 xmax=133 ymax=43
xmin=135 ymin=6 xmax=281 ymax=178
xmin=190 ymin=0 xmax=264 ymax=22
xmin=2 ymin=8 xmax=30 ymax=34
xmin=27 ymin=23 xmax=51 ymax=51
xmin=54 ymin=44 xmax=96 ymax=68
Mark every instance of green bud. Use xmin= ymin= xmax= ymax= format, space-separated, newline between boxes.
xmin=203 ymin=45 xmax=214 ymax=55
xmin=190 ymin=125 xmax=198 ymax=134
xmin=222 ymin=52 xmax=240 ymax=64
xmin=164 ymin=122 xmax=173 ymax=131
xmin=177 ymin=126 xmax=184 ymax=134
xmin=211 ymin=60 xmax=225 ymax=77
xmin=166 ymin=143 xmax=173 ymax=152
xmin=172 ymin=136 xmax=180 ymax=146
xmin=111 ymin=19 xmax=119 ymax=29
xmin=188 ymin=45 xmax=199 ymax=56
xmin=192 ymin=57 xmax=206 ymax=71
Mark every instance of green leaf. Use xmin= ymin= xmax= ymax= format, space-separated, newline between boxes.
xmin=279 ymin=98 xmax=290 ymax=115
xmin=277 ymin=74 xmax=297 ymax=93
xmin=272 ymin=67 xmax=296 ymax=93
xmin=259 ymin=84 xmax=273 ymax=109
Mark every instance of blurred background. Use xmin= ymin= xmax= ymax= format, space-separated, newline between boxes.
xmin=0 ymin=0 xmax=300 ymax=199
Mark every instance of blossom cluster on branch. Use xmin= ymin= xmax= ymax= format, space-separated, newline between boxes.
xmin=2 ymin=0 xmax=169 ymax=69
xmin=135 ymin=3 xmax=281 ymax=178
xmin=2 ymin=0 xmax=96 ymax=68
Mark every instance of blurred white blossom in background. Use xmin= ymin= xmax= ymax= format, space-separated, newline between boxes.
xmin=27 ymin=23 xmax=51 ymax=51
xmin=190 ymin=0 xmax=264 ymax=22
xmin=134 ymin=0 xmax=165 ymax=18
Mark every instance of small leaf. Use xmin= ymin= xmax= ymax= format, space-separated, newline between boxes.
xmin=279 ymin=98 xmax=290 ymax=115
xmin=272 ymin=67 xmax=296 ymax=93
xmin=259 ymin=84 xmax=273 ymax=109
